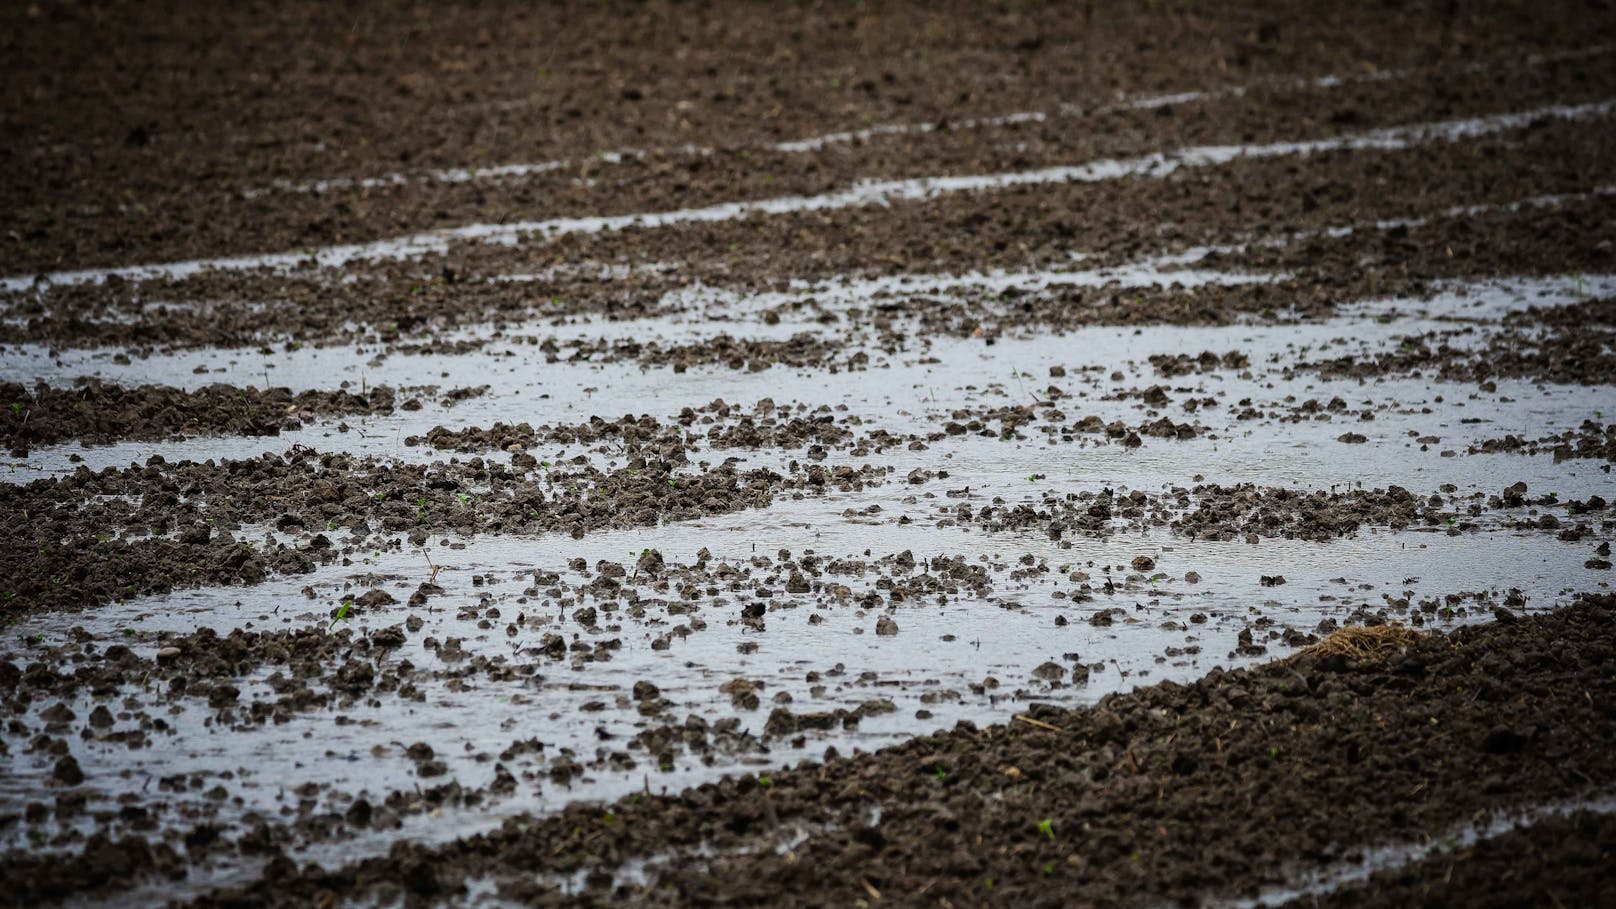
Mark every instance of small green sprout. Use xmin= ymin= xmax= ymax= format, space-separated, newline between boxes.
xmin=1037 ymin=818 xmax=1055 ymax=842
xmin=329 ymin=599 xmax=353 ymax=631
xmin=935 ymin=765 xmax=946 ymax=781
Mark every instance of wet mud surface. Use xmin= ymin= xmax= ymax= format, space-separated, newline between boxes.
xmin=6 ymin=3 xmax=1612 ymax=277
xmin=1288 ymin=809 xmax=1616 ymax=908
xmin=0 ymin=381 xmax=399 ymax=453
xmin=17 ymin=595 xmax=1608 ymax=908
xmin=3 ymin=2 xmax=1615 ymax=907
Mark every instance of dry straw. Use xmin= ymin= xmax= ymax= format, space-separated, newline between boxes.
xmin=1301 ymin=624 xmax=1426 ymax=661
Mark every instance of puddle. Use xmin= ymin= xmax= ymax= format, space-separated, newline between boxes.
xmin=3 ymin=500 xmax=1605 ymax=903
xmin=5 ymin=273 xmax=1613 ymax=506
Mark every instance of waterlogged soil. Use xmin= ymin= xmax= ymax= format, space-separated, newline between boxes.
xmin=54 ymin=595 xmax=1600 ymax=909
xmin=1288 ymin=809 xmax=1616 ymax=908
xmin=6 ymin=114 xmax=1616 ymax=354
xmin=5 ymin=3 xmax=1616 ymax=908
xmin=0 ymin=381 xmax=398 ymax=454
xmin=5 ymin=2 xmax=1613 ymax=276
xmin=1472 ymin=421 xmax=1616 ymax=463
xmin=1298 ymin=295 xmax=1616 ymax=387
xmin=0 ymin=450 xmax=886 ymax=621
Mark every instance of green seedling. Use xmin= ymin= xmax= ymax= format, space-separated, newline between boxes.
xmin=758 ymin=775 xmax=772 ymax=788
xmin=1037 ymin=818 xmax=1056 ymax=842
xmin=329 ymin=599 xmax=353 ymax=631
xmin=935 ymin=765 xmax=946 ymax=781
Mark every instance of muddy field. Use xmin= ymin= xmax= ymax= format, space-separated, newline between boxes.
xmin=2 ymin=1 xmax=1615 ymax=906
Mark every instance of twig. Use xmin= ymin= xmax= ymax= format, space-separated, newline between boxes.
xmin=1013 ymin=714 xmax=1061 ymax=732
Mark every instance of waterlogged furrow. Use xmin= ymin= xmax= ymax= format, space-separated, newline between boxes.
xmin=5 ymin=16 xmax=1615 ymax=908
xmin=238 ymin=43 xmax=1616 ymax=199
xmin=5 ymin=100 xmax=1611 ymax=292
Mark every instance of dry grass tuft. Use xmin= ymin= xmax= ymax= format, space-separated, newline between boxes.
xmin=1300 ymin=624 xmax=1426 ymax=662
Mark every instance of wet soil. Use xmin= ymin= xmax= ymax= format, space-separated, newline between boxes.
xmin=5 ymin=3 xmax=1616 ymax=907
xmin=1300 ymin=295 xmax=1616 ymax=386
xmin=6 ymin=2 xmax=1611 ymax=276
xmin=0 ymin=450 xmax=885 ymax=622
xmin=0 ymin=381 xmax=397 ymax=453
xmin=1285 ymin=810 xmax=1616 ymax=908
xmin=96 ymin=595 xmax=1614 ymax=908
xmin=1472 ymin=420 xmax=1616 ymax=463
xmin=7 ymin=112 xmax=1615 ymax=355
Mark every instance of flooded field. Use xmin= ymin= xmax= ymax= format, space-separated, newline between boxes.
xmin=2 ymin=3 xmax=1614 ymax=907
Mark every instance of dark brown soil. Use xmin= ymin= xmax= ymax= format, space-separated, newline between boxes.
xmin=1285 ymin=810 xmax=1616 ymax=909
xmin=971 ymin=482 xmax=1457 ymax=541
xmin=6 ymin=2 xmax=1610 ymax=276
xmin=4 ymin=50 xmax=1615 ymax=354
xmin=0 ymin=381 xmax=396 ymax=453
xmin=104 ymin=594 xmax=1615 ymax=909
xmin=5 ymin=4 xmax=1615 ymax=906
xmin=1472 ymin=420 xmax=1616 ymax=463
xmin=0 ymin=450 xmax=886 ymax=624
xmin=1299 ymin=296 xmax=1616 ymax=386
